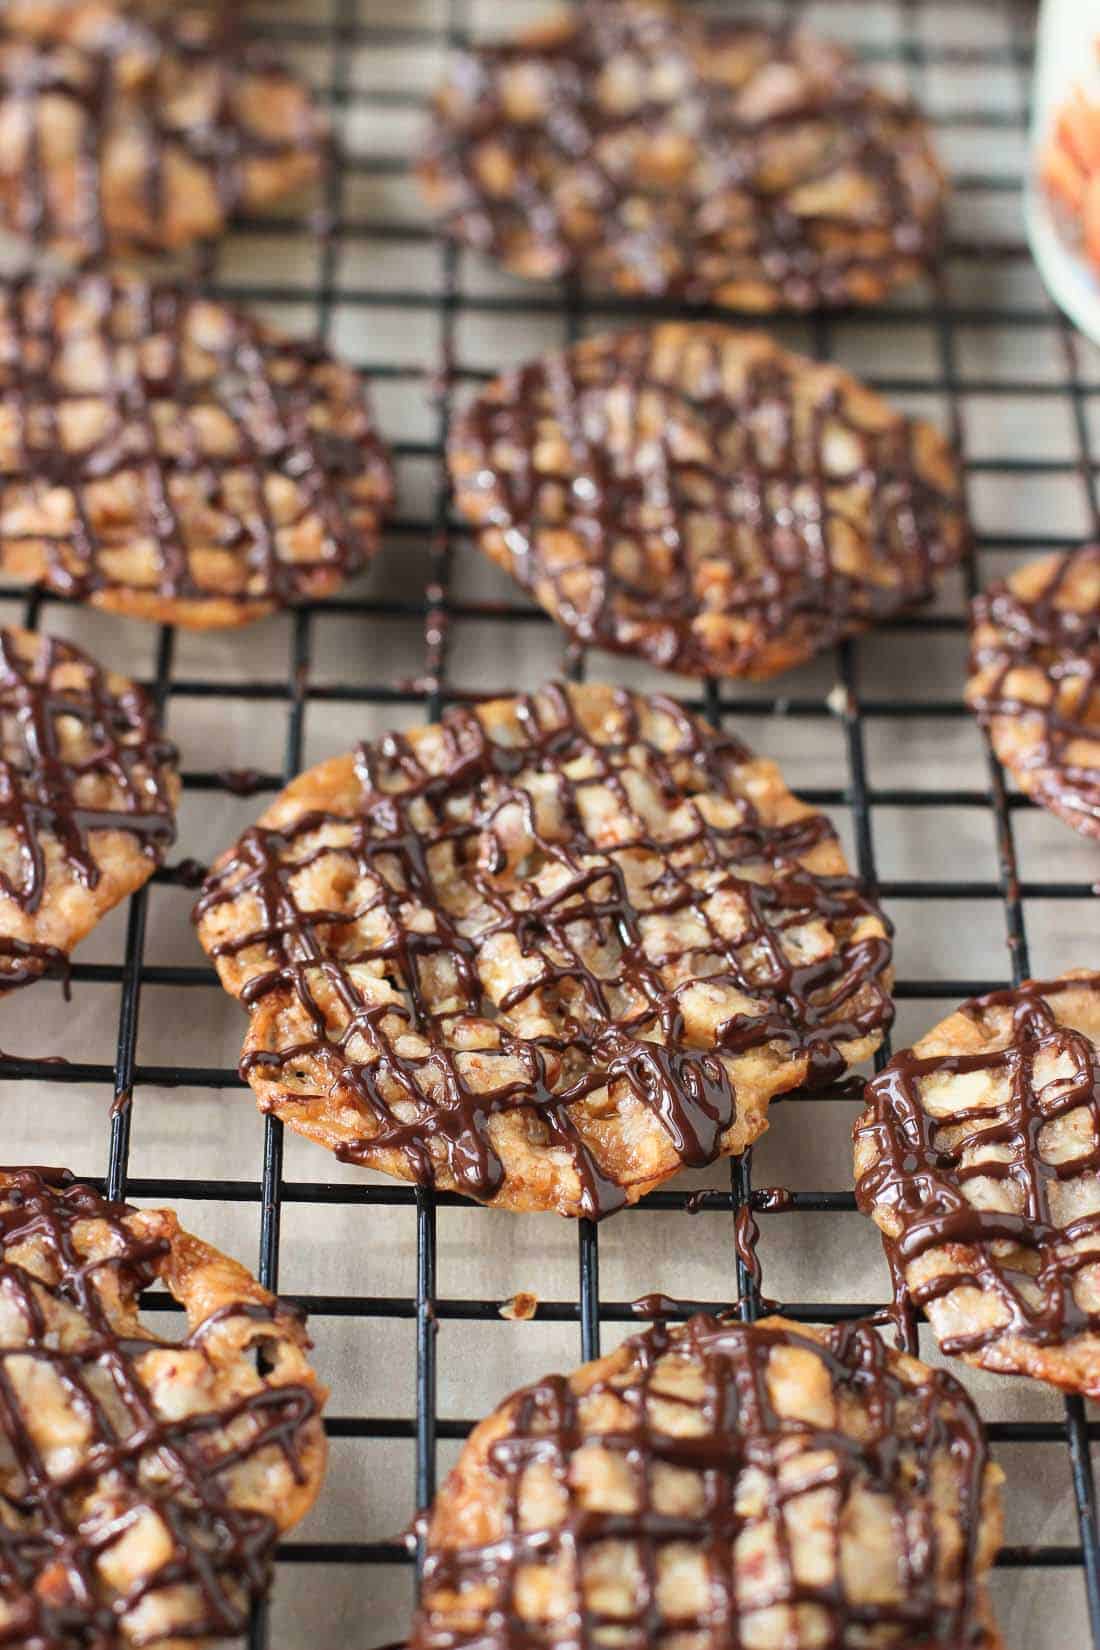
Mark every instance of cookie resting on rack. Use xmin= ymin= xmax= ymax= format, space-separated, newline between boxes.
xmin=419 ymin=0 xmax=944 ymax=311
xmin=4 ymin=0 xmax=212 ymax=24
xmin=0 ymin=274 xmax=394 ymax=628
xmin=855 ymin=969 xmax=1100 ymax=1397
xmin=409 ymin=1313 xmax=1004 ymax=1650
xmin=967 ymin=543 xmax=1100 ymax=839
xmin=449 ymin=325 xmax=968 ymax=679
xmin=194 ymin=681 xmax=893 ymax=1219
xmin=0 ymin=626 xmax=178 ymax=992
xmin=0 ymin=1166 xmax=327 ymax=1648
xmin=0 ymin=0 xmax=325 ymax=262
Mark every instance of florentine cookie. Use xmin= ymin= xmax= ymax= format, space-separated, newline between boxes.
xmin=967 ymin=544 xmax=1100 ymax=838
xmin=410 ymin=1313 xmax=1004 ymax=1650
xmin=419 ymin=1 xmax=944 ymax=311
xmin=0 ymin=274 xmax=394 ymax=628
xmin=5 ymin=0 xmax=195 ymax=24
xmin=195 ymin=682 xmax=893 ymax=1218
xmin=0 ymin=626 xmax=178 ymax=990
xmin=855 ymin=969 xmax=1100 ymax=1397
xmin=0 ymin=1165 xmax=327 ymax=1647
xmin=0 ymin=0 xmax=325 ymax=262
xmin=450 ymin=326 xmax=967 ymax=679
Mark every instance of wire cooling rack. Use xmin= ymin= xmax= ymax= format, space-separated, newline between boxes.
xmin=3 ymin=0 xmax=1100 ymax=1644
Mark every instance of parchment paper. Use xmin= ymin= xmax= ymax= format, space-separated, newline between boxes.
xmin=1 ymin=1 xmax=1088 ymax=1644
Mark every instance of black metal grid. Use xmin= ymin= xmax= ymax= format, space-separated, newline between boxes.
xmin=2 ymin=0 xmax=1099 ymax=1643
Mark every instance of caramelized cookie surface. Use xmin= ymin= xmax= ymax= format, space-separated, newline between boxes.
xmin=411 ymin=1313 xmax=1003 ymax=1650
xmin=451 ymin=326 xmax=967 ymax=679
xmin=421 ymin=1 xmax=944 ymax=309
xmin=0 ymin=625 xmax=179 ymax=990
xmin=0 ymin=274 xmax=394 ymax=627
xmin=856 ymin=969 xmax=1100 ymax=1396
xmin=196 ymin=682 xmax=893 ymax=1217
xmin=0 ymin=1165 xmax=327 ymax=1646
xmin=0 ymin=0 xmax=325 ymax=261
xmin=968 ymin=545 xmax=1100 ymax=838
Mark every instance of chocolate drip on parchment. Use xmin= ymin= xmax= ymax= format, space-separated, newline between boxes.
xmin=856 ymin=973 xmax=1100 ymax=1356
xmin=197 ymin=685 xmax=893 ymax=1218
xmin=411 ymin=1314 xmax=994 ymax=1650
xmin=422 ymin=4 xmax=943 ymax=309
xmin=969 ymin=543 xmax=1100 ymax=835
xmin=452 ymin=330 xmax=965 ymax=677
xmin=0 ymin=274 xmax=393 ymax=612
xmin=0 ymin=1166 xmax=320 ymax=1646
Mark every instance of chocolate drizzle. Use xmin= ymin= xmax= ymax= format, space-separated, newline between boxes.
xmin=0 ymin=1 xmax=325 ymax=262
xmin=411 ymin=1313 xmax=997 ymax=1650
xmin=196 ymin=683 xmax=893 ymax=1218
xmin=0 ymin=626 xmax=177 ymax=987
xmin=0 ymin=934 xmax=70 ymax=992
xmin=0 ymin=1166 xmax=321 ymax=1647
xmin=421 ymin=3 xmax=944 ymax=310
xmin=855 ymin=972 xmax=1100 ymax=1358
xmin=450 ymin=327 xmax=967 ymax=678
xmin=0 ymin=273 xmax=394 ymax=617
xmin=968 ymin=543 xmax=1100 ymax=838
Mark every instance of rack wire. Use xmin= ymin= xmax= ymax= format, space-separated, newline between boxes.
xmin=2 ymin=0 xmax=1098 ymax=1644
